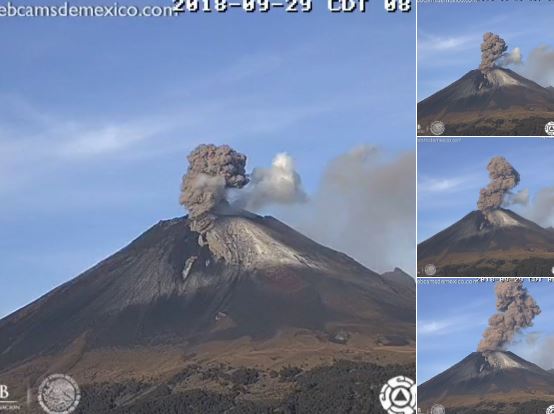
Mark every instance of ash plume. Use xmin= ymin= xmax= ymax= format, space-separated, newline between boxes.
xmin=519 ymin=333 xmax=554 ymax=370
xmin=234 ymin=153 xmax=307 ymax=211
xmin=512 ymin=186 xmax=554 ymax=229
xmin=280 ymin=145 xmax=416 ymax=273
xmin=477 ymin=156 xmax=520 ymax=212
xmin=520 ymin=45 xmax=554 ymax=87
xmin=528 ymin=187 xmax=554 ymax=227
xmin=480 ymin=32 xmax=508 ymax=73
xmin=180 ymin=144 xmax=249 ymax=232
xmin=478 ymin=280 xmax=541 ymax=352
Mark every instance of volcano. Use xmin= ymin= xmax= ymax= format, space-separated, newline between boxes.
xmin=0 ymin=210 xmax=415 ymax=412
xmin=418 ymin=208 xmax=554 ymax=277
xmin=417 ymin=68 xmax=554 ymax=136
xmin=418 ymin=350 xmax=554 ymax=413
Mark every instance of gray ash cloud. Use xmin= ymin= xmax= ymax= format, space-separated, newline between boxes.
xmin=480 ymin=32 xmax=508 ymax=73
xmin=180 ymin=144 xmax=249 ymax=232
xmin=477 ymin=156 xmax=520 ymax=212
xmin=478 ymin=280 xmax=541 ymax=352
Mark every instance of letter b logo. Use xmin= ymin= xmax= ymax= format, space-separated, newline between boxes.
xmin=0 ymin=384 xmax=8 ymax=399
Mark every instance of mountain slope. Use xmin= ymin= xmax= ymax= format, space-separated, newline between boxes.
xmin=418 ymin=68 xmax=554 ymax=136
xmin=418 ymin=351 xmax=554 ymax=412
xmin=381 ymin=268 xmax=415 ymax=296
xmin=0 ymin=212 xmax=415 ymax=411
xmin=418 ymin=208 xmax=554 ymax=277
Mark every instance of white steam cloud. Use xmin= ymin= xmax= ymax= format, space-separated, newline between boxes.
xmin=498 ymin=47 xmax=522 ymax=66
xmin=234 ymin=153 xmax=307 ymax=210
xmin=504 ymin=188 xmax=529 ymax=207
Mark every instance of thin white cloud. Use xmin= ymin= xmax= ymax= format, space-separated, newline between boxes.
xmin=418 ymin=32 xmax=477 ymax=56
xmin=419 ymin=314 xmax=486 ymax=337
xmin=57 ymin=121 xmax=176 ymax=157
xmin=0 ymin=93 xmax=343 ymax=163
xmin=419 ymin=320 xmax=454 ymax=335
xmin=418 ymin=173 xmax=479 ymax=195
xmin=225 ymin=54 xmax=283 ymax=82
xmin=419 ymin=303 xmax=488 ymax=338
xmin=0 ymin=92 xmax=349 ymax=206
xmin=419 ymin=177 xmax=464 ymax=193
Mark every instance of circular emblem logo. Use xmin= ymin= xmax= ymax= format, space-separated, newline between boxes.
xmin=38 ymin=374 xmax=80 ymax=414
xmin=431 ymin=403 xmax=446 ymax=414
xmin=546 ymin=405 xmax=554 ymax=414
xmin=430 ymin=121 xmax=445 ymax=136
xmin=379 ymin=376 xmax=416 ymax=414
xmin=545 ymin=122 xmax=554 ymax=137
xmin=424 ymin=264 xmax=437 ymax=276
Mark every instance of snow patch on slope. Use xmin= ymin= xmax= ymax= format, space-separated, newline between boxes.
xmin=483 ymin=351 xmax=524 ymax=370
xmin=486 ymin=69 xmax=522 ymax=88
xmin=205 ymin=216 xmax=321 ymax=270
xmin=450 ymin=68 xmax=525 ymax=101
xmin=486 ymin=209 xmax=525 ymax=228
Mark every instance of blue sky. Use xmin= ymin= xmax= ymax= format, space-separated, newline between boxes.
xmin=418 ymin=138 xmax=554 ymax=243
xmin=418 ymin=2 xmax=554 ymax=100
xmin=418 ymin=278 xmax=554 ymax=384
xmin=0 ymin=5 xmax=415 ymax=318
